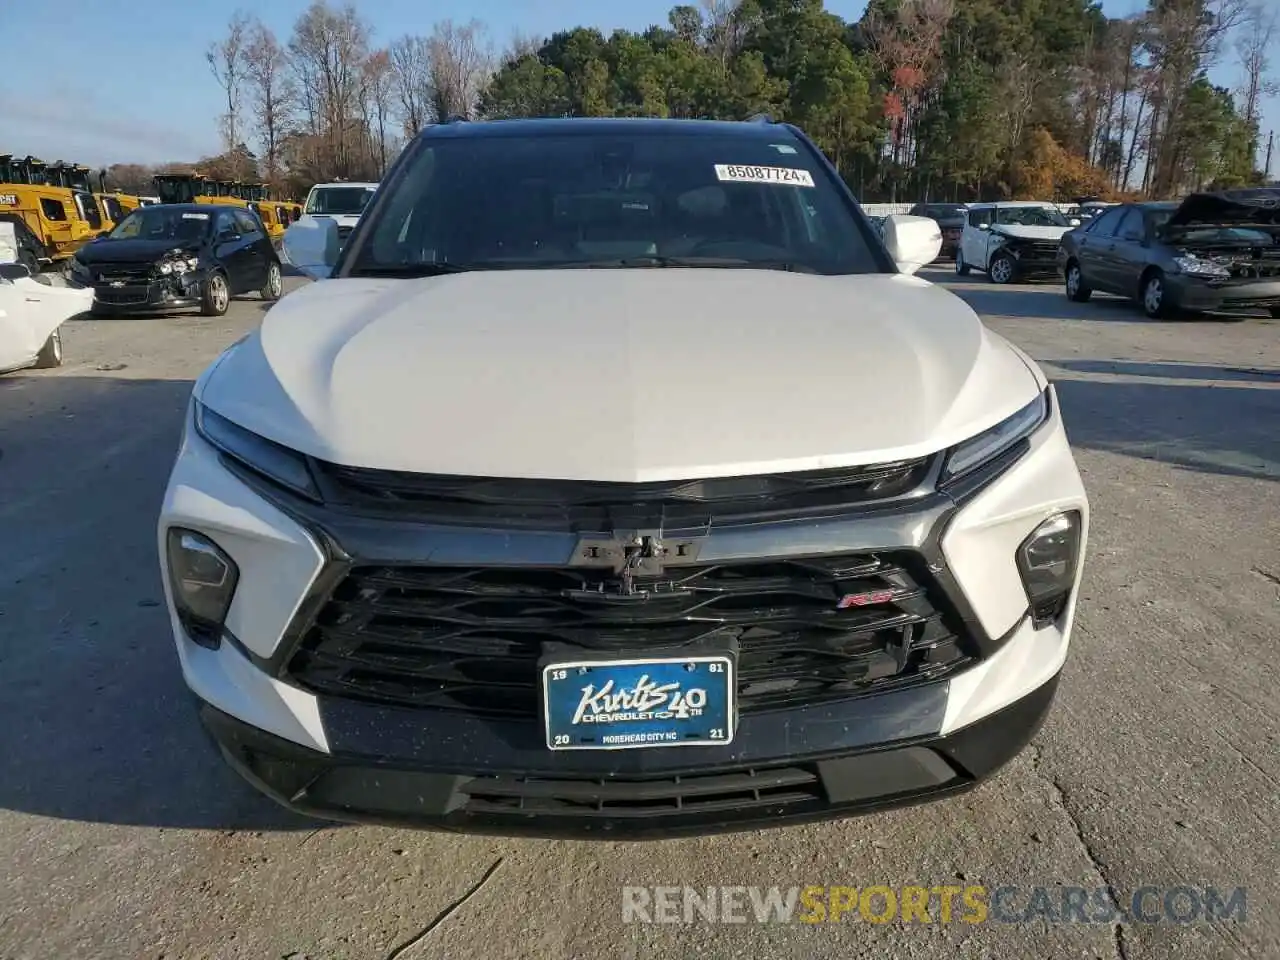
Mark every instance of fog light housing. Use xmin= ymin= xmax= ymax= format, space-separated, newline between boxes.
xmin=1016 ymin=511 xmax=1081 ymax=628
xmin=166 ymin=527 xmax=239 ymax=649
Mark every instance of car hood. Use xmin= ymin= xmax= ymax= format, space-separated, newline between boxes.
xmin=992 ymin=224 xmax=1071 ymax=242
xmin=76 ymin=238 xmax=201 ymax=263
xmin=1162 ymin=188 xmax=1280 ymax=229
xmin=197 ymin=269 xmax=1042 ymax=481
xmin=304 ymin=213 xmax=362 ymax=227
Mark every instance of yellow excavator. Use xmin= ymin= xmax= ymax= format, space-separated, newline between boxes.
xmin=91 ymin=171 xmax=145 ymax=226
xmin=45 ymin=162 xmax=109 ymax=231
xmin=153 ymin=172 xmax=250 ymax=207
xmin=238 ymin=181 xmax=295 ymax=243
xmin=0 ymin=154 xmax=101 ymax=265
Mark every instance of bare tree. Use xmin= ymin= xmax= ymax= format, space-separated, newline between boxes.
xmin=243 ymin=20 xmax=296 ymax=186
xmin=702 ymin=0 xmax=747 ymax=70
xmin=389 ymin=34 xmax=433 ymax=135
xmin=289 ymin=1 xmax=373 ymax=178
xmin=1235 ymin=2 xmax=1279 ymax=134
xmin=506 ymin=30 xmax=543 ymax=62
xmin=362 ymin=50 xmax=395 ymax=174
xmin=207 ymin=11 xmax=252 ymax=151
xmin=1143 ymin=0 xmax=1248 ymax=194
xmin=429 ymin=19 xmax=495 ymax=120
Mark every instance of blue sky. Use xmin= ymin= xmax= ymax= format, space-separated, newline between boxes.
xmin=3 ymin=0 xmax=1274 ymax=173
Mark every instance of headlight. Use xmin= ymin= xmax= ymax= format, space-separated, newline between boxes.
xmin=1172 ymin=255 xmax=1229 ymax=279
xmin=194 ymin=401 xmax=320 ymax=500
xmin=158 ymin=261 xmax=173 ymax=275
xmin=942 ymin=390 xmax=1049 ymax=481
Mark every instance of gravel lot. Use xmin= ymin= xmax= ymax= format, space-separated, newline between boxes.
xmin=1 ymin=269 xmax=1276 ymax=960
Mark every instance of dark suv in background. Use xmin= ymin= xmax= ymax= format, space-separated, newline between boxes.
xmin=908 ymin=203 xmax=967 ymax=259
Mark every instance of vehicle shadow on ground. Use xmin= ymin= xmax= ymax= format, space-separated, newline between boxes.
xmin=0 ymin=375 xmax=320 ymax=831
xmin=1051 ymin=359 xmax=1280 ymax=384
xmin=926 ymin=277 xmax=1146 ymax=323
xmin=1054 ymin=374 xmax=1280 ymax=481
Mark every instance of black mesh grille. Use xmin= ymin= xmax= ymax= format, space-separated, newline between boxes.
xmin=284 ymin=552 xmax=972 ymax=718
xmin=93 ymin=262 xmax=154 ymax=283
xmin=311 ymin=458 xmax=933 ymax=529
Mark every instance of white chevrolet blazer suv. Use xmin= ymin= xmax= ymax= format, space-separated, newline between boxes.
xmin=158 ymin=117 xmax=1089 ymax=839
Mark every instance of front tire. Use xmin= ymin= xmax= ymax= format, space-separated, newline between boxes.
xmin=1140 ymin=270 xmax=1173 ymax=319
xmin=201 ymin=271 xmax=230 ymax=317
xmin=988 ymin=252 xmax=1017 ymax=284
xmin=261 ymin=260 xmax=283 ymax=301
xmin=33 ymin=330 xmax=63 ymax=369
xmin=955 ymin=250 xmax=970 ymax=276
xmin=1065 ymin=260 xmax=1092 ymax=302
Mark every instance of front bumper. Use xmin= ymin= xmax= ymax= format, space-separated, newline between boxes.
xmin=198 ymin=670 xmax=1059 ymax=838
xmin=1001 ymin=245 xmax=1061 ymax=278
xmin=90 ymin=272 xmax=207 ymax=313
xmin=159 ymin=387 xmax=1089 ymax=837
xmin=1165 ymin=275 xmax=1280 ymax=313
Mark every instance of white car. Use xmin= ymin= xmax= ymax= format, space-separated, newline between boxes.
xmin=159 ymin=117 xmax=1088 ymax=839
xmin=956 ymin=201 xmax=1080 ymax=284
xmin=298 ymin=181 xmax=378 ymax=245
xmin=0 ymin=228 xmax=93 ymax=374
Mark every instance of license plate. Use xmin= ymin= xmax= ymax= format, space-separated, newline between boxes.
xmin=541 ymin=655 xmax=735 ymax=751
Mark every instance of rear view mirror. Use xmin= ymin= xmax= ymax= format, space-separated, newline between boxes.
xmin=283 ymin=216 xmax=340 ymax=281
xmin=883 ymin=214 xmax=943 ymax=276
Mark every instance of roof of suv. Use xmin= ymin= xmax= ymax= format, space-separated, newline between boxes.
xmin=968 ymin=200 xmax=1058 ymax=209
xmin=418 ymin=117 xmax=799 ymax=141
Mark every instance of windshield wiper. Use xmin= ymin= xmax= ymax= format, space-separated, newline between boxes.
xmin=347 ymin=262 xmax=486 ymax=277
xmin=349 ymin=257 xmax=826 ymax=277
xmin=562 ymin=256 xmax=822 ymax=273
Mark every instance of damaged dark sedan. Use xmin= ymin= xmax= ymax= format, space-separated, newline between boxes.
xmin=1058 ymin=189 xmax=1280 ymax=319
xmin=69 ymin=203 xmax=282 ymax=317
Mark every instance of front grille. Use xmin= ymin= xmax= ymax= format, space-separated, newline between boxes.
xmin=94 ymin=285 xmax=153 ymax=305
xmin=462 ymin=764 xmax=823 ymax=817
xmin=337 ymin=225 xmax=354 ymax=241
xmin=311 ymin=458 xmax=933 ymax=529
xmin=1015 ymin=241 xmax=1060 ymax=259
xmin=93 ymin=262 xmax=154 ymax=283
xmin=284 ymin=552 xmax=972 ymax=718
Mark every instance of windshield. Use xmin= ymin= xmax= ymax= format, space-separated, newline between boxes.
xmin=306 ymin=186 xmax=374 ymax=215
xmin=155 ymin=179 xmax=199 ymax=204
xmin=1166 ymin=224 xmax=1277 ymax=245
xmin=918 ymin=204 xmax=966 ymax=219
xmin=109 ymin=207 xmax=211 ymax=242
xmin=995 ymin=206 xmax=1069 ymax=227
xmin=346 ymin=130 xmax=880 ymax=276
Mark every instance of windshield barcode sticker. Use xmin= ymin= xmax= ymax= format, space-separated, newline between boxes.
xmin=181 ymin=212 xmax=210 ymax=219
xmin=714 ymin=164 xmax=815 ymax=188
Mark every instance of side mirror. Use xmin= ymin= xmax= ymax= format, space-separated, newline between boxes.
xmin=283 ymin=216 xmax=340 ymax=281
xmin=0 ymin=262 xmax=33 ymax=280
xmin=883 ymin=214 xmax=943 ymax=276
